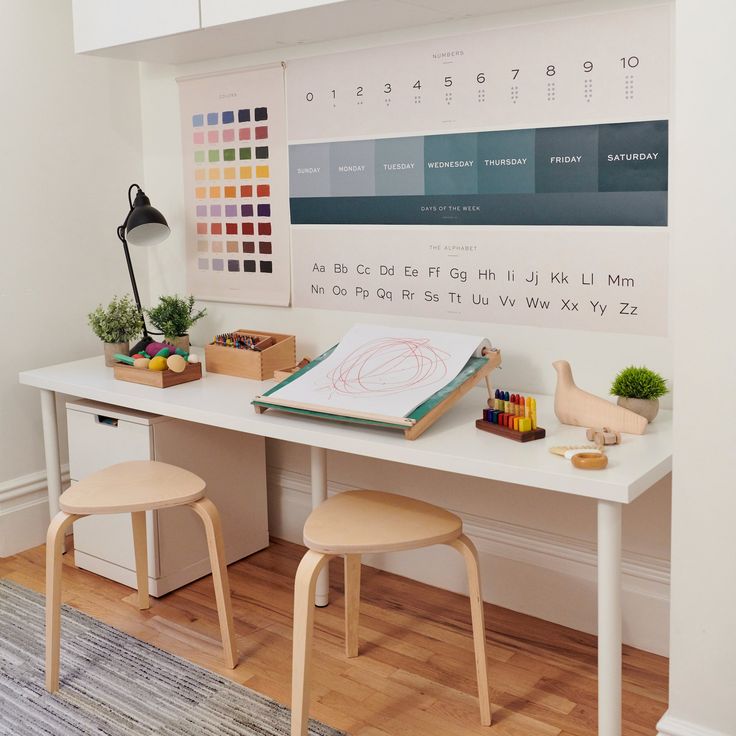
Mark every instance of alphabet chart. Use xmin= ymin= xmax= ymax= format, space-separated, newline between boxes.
xmin=286 ymin=4 xmax=671 ymax=334
xmin=179 ymin=65 xmax=291 ymax=306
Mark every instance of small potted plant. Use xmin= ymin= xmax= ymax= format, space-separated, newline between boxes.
xmin=88 ymin=295 xmax=144 ymax=366
xmin=610 ymin=365 xmax=668 ymax=422
xmin=146 ymin=294 xmax=207 ymax=352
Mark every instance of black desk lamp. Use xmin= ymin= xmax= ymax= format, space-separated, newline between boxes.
xmin=117 ymin=183 xmax=170 ymax=354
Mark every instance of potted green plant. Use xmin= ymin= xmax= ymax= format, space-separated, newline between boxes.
xmin=610 ymin=365 xmax=668 ymax=422
xmin=146 ymin=294 xmax=207 ymax=351
xmin=88 ymin=295 xmax=144 ymax=366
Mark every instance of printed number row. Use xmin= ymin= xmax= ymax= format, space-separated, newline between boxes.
xmin=303 ymin=57 xmax=640 ymax=100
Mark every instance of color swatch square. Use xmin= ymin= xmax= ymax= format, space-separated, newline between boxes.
xmin=240 ymin=166 xmax=252 ymax=179
xmin=226 ymin=223 xmax=238 ymax=235
xmin=238 ymin=109 xmax=250 ymax=122
xmin=257 ymin=203 xmax=270 ymax=217
xmin=241 ymin=185 xmax=253 ymax=197
xmin=241 ymin=204 xmax=253 ymax=217
xmin=207 ymin=112 xmax=218 ymax=125
xmin=195 ymin=169 xmax=206 ymax=181
xmin=254 ymin=107 xmax=268 ymax=121
xmin=259 ymin=242 xmax=272 ymax=254
xmin=225 ymin=204 xmax=237 ymax=217
xmin=258 ymin=222 xmax=271 ymax=235
xmin=198 ymin=258 xmax=208 ymax=270
xmin=194 ymin=151 xmax=205 ymax=163
xmin=196 ymin=205 xmax=207 ymax=216
xmin=239 ymin=147 xmax=251 ymax=160
xmin=212 ymin=259 xmax=224 ymax=271
xmin=242 ymin=222 xmax=254 ymax=235
xmin=244 ymin=260 xmax=256 ymax=272
xmin=239 ymin=128 xmax=251 ymax=141
xmin=227 ymin=241 xmax=238 ymax=252
xmin=255 ymin=126 xmax=268 ymax=140
xmin=224 ymin=186 xmax=236 ymax=198
xmin=208 ymin=130 xmax=219 ymax=144
xmin=196 ymin=222 xmax=207 ymax=234
xmin=223 ymin=149 xmax=236 ymax=161
xmin=193 ymin=132 xmax=204 ymax=144
xmin=257 ymin=184 xmax=270 ymax=197
xmin=255 ymin=146 xmax=268 ymax=159
xmin=222 ymin=129 xmax=235 ymax=142
xmin=209 ymin=186 xmax=221 ymax=198
xmin=259 ymin=261 xmax=273 ymax=273
xmin=210 ymin=204 xmax=221 ymax=216
xmin=211 ymin=223 xmax=222 ymax=235
xmin=208 ymin=150 xmax=219 ymax=162
xmin=208 ymin=168 xmax=220 ymax=180
xmin=195 ymin=187 xmax=206 ymax=199
xmin=255 ymin=165 xmax=269 ymax=179
xmin=243 ymin=241 xmax=255 ymax=253
xmin=222 ymin=111 xmax=235 ymax=124
xmin=211 ymin=241 xmax=223 ymax=253
xmin=224 ymin=167 xmax=236 ymax=180
xmin=192 ymin=114 xmax=204 ymax=127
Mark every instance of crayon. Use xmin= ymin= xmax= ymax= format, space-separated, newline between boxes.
xmin=530 ymin=397 xmax=537 ymax=429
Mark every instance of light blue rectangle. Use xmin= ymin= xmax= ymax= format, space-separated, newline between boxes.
xmin=330 ymin=140 xmax=375 ymax=197
xmin=375 ymin=137 xmax=424 ymax=195
xmin=289 ymin=143 xmax=331 ymax=198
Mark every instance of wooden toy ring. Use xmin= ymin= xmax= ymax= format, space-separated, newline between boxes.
xmin=571 ymin=452 xmax=609 ymax=470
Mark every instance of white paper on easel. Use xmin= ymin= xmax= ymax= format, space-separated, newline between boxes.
xmin=267 ymin=324 xmax=489 ymax=420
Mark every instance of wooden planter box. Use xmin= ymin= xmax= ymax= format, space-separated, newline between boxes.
xmin=205 ymin=329 xmax=296 ymax=380
xmin=113 ymin=361 xmax=202 ymax=388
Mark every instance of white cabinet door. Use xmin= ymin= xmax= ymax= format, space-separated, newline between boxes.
xmin=72 ymin=0 xmax=201 ymax=53
xmin=200 ymin=0 xmax=342 ymax=27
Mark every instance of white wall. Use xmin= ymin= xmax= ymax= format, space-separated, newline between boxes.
xmin=0 ymin=0 xmax=145 ymax=555
xmin=140 ymin=0 xmax=673 ymax=654
xmin=657 ymin=1 xmax=736 ymax=734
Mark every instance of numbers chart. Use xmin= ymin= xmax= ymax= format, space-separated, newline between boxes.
xmin=287 ymin=5 xmax=670 ymax=141
xmin=287 ymin=5 xmax=671 ymax=335
xmin=179 ymin=65 xmax=291 ymax=307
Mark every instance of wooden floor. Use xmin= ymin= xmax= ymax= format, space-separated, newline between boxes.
xmin=0 ymin=537 xmax=668 ymax=736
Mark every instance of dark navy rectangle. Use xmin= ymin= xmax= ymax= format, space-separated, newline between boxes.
xmin=290 ymin=192 xmax=667 ymax=226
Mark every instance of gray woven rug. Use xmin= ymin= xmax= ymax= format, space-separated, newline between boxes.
xmin=0 ymin=579 xmax=345 ymax=736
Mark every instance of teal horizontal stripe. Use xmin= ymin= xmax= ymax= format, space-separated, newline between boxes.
xmin=289 ymin=192 xmax=667 ymax=226
xmin=288 ymin=120 xmax=668 ymax=205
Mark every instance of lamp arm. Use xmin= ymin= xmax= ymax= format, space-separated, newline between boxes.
xmin=117 ymin=226 xmax=149 ymax=338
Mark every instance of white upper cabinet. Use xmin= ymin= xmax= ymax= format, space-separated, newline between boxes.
xmin=200 ymin=0 xmax=344 ymax=27
xmin=72 ymin=0 xmax=201 ymax=53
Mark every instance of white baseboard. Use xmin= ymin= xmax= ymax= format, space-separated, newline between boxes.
xmin=0 ymin=466 xmax=70 ymax=558
xmin=267 ymin=466 xmax=671 ymax=656
xmin=658 ymin=711 xmax=733 ymax=736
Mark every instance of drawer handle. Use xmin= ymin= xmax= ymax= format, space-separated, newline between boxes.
xmin=95 ymin=415 xmax=118 ymax=427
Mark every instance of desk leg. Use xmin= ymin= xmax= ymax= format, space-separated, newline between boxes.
xmin=40 ymin=390 xmax=66 ymax=554
xmin=598 ymin=500 xmax=622 ymax=736
xmin=310 ymin=446 xmax=329 ymax=607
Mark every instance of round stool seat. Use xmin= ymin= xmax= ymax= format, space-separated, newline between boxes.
xmin=303 ymin=490 xmax=462 ymax=554
xmin=59 ymin=461 xmax=206 ymax=515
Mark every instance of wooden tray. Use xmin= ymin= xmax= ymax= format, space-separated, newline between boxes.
xmin=205 ymin=329 xmax=295 ymax=381
xmin=475 ymin=418 xmax=546 ymax=443
xmin=113 ymin=361 xmax=202 ymax=388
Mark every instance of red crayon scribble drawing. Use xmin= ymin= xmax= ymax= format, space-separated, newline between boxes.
xmin=324 ymin=337 xmax=450 ymax=398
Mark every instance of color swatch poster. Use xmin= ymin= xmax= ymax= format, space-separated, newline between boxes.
xmin=178 ymin=65 xmax=290 ymax=306
xmin=286 ymin=5 xmax=671 ymax=334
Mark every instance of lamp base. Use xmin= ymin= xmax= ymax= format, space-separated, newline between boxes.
xmin=129 ymin=335 xmax=154 ymax=356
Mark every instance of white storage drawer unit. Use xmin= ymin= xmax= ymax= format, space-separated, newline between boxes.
xmin=67 ymin=400 xmax=268 ymax=596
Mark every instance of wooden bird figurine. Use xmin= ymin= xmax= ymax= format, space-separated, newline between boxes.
xmin=552 ymin=360 xmax=648 ymax=435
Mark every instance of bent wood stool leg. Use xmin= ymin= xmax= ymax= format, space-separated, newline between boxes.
xmin=130 ymin=511 xmax=150 ymax=611
xmin=45 ymin=511 xmax=81 ymax=692
xmin=448 ymin=533 xmax=492 ymax=726
xmin=292 ymin=550 xmax=332 ymax=736
xmin=344 ymin=554 xmax=361 ymax=658
xmin=190 ymin=498 xmax=238 ymax=669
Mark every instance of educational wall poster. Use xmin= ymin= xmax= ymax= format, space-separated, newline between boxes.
xmin=178 ymin=65 xmax=291 ymax=306
xmin=292 ymin=227 xmax=669 ymax=336
xmin=286 ymin=4 xmax=671 ymax=334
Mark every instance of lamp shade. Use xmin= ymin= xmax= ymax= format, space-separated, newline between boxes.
xmin=126 ymin=189 xmax=170 ymax=247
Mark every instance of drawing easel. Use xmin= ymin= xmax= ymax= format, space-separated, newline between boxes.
xmin=253 ymin=347 xmax=501 ymax=440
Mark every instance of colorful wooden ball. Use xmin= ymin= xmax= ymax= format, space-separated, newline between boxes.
xmin=187 ymin=353 xmax=200 ymax=364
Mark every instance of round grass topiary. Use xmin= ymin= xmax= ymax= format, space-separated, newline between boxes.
xmin=610 ymin=365 xmax=668 ymax=401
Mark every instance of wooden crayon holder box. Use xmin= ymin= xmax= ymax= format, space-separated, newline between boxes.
xmin=204 ymin=329 xmax=296 ymax=381
xmin=475 ymin=409 xmax=546 ymax=443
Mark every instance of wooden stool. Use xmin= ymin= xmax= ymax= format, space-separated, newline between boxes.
xmin=45 ymin=460 xmax=237 ymax=692
xmin=290 ymin=491 xmax=491 ymax=735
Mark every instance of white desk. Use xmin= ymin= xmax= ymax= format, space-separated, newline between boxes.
xmin=19 ymin=356 xmax=672 ymax=736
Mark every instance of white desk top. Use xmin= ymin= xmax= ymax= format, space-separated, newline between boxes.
xmin=19 ymin=356 xmax=672 ymax=504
